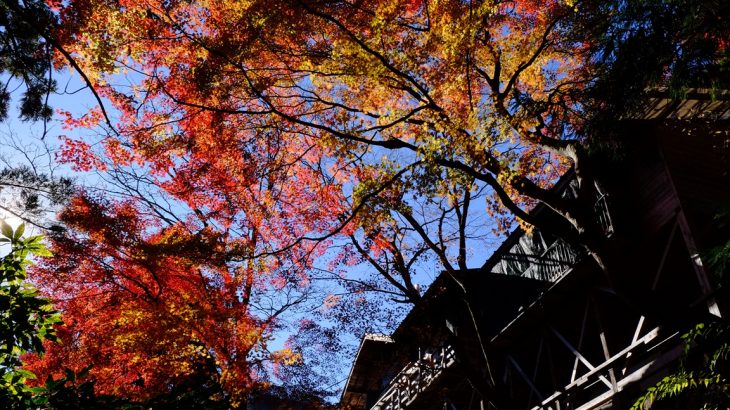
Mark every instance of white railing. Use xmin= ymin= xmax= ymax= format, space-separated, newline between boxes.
xmin=535 ymin=327 xmax=672 ymax=410
xmin=595 ymin=193 xmax=614 ymax=237
xmin=520 ymin=239 xmax=582 ymax=282
xmin=371 ymin=345 xmax=456 ymax=410
xmin=494 ymin=189 xmax=613 ymax=283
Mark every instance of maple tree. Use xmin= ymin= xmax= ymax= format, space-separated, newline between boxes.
xmin=43 ymin=0 xmax=596 ymax=402
xmin=23 ymin=191 xmax=314 ymax=407
xmin=48 ymin=0 xmax=605 ymax=278
xmin=16 ymin=0 xmax=728 ymax=405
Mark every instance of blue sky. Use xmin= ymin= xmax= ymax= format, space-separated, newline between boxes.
xmin=0 ymin=63 xmax=509 ymax=400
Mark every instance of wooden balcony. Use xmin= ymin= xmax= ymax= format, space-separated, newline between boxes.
xmin=371 ymin=345 xmax=456 ymax=410
xmin=490 ymin=189 xmax=613 ymax=283
xmin=369 ymin=182 xmax=615 ymax=409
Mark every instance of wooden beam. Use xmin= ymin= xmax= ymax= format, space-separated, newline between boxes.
xmin=623 ymin=315 xmax=646 ymax=375
xmin=574 ymin=341 xmax=683 ymax=410
xmin=592 ymin=296 xmax=618 ymax=392
xmin=527 ymin=336 xmax=545 ymax=405
xmin=567 ymin=327 xmax=660 ymax=391
xmin=659 ymin=152 xmax=722 ymax=317
xmin=507 ymin=355 xmax=545 ymax=402
xmin=631 ymin=316 xmax=645 ymax=345
xmin=570 ymin=300 xmax=591 ymax=383
xmin=539 ymin=326 xmax=663 ymax=408
xmin=549 ymin=326 xmax=613 ymax=389
xmin=545 ymin=332 xmax=559 ymax=393
xmin=651 ymin=216 xmax=679 ymax=290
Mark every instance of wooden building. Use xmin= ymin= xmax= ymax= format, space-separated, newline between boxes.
xmin=340 ymin=94 xmax=730 ymax=410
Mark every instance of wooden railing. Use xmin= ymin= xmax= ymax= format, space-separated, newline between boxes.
xmin=595 ymin=193 xmax=614 ymax=237
xmin=493 ymin=190 xmax=613 ymax=283
xmin=371 ymin=345 xmax=456 ymax=410
xmin=534 ymin=328 xmax=679 ymax=410
xmin=370 ymin=183 xmax=616 ymax=409
xmin=520 ymin=239 xmax=582 ymax=282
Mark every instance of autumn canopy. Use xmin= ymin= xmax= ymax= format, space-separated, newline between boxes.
xmin=9 ymin=0 xmax=726 ymax=406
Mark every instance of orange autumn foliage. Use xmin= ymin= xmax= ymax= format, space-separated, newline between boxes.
xmin=25 ymin=194 xmax=303 ymax=406
xmin=30 ymin=0 xmax=637 ymax=403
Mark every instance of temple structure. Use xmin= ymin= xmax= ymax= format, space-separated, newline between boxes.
xmin=340 ymin=93 xmax=730 ymax=410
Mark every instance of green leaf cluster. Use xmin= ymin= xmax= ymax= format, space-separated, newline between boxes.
xmin=633 ymin=206 xmax=730 ymax=409
xmin=632 ymin=322 xmax=730 ymax=409
xmin=0 ymin=220 xmax=61 ymax=408
xmin=705 ymin=206 xmax=730 ymax=282
xmin=29 ymin=367 xmax=141 ymax=410
xmin=4 ymin=363 xmax=229 ymax=409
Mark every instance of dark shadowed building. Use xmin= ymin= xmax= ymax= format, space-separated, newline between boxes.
xmin=341 ymin=92 xmax=730 ymax=410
